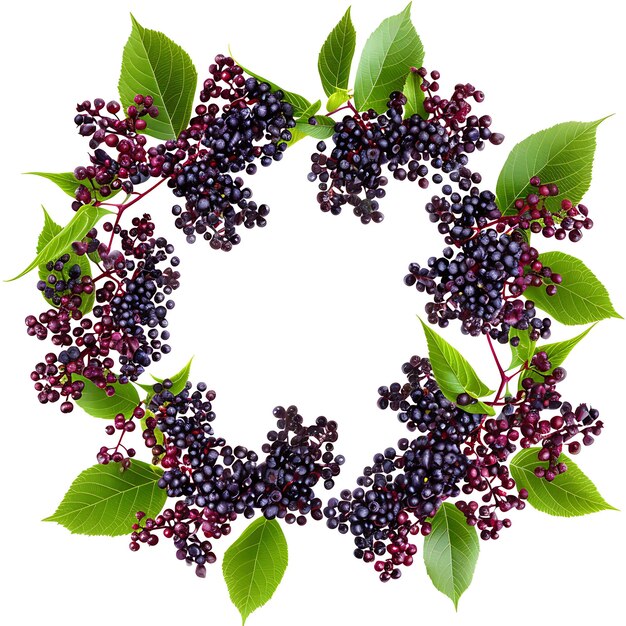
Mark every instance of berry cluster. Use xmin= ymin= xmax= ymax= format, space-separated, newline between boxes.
xmin=327 ymin=351 xmax=603 ymax=579
xmin=131 ymin=384 xmax=343 ymax=574
xmin=72 ymin=96 xmax=164 ymax=207
xmin=457 ymin=352 xmax=603 ymax=538
xmin=26 ymin=214 xmax=180 ymax=412
xmin=168 ymin=55 xmax=295 ymax=249
xmin=325 ymin=356 xmax=482 ymax=580
xmin=308 ymin=69 xmax=503 ymax=222
xmin=406 ymin=177 xmax=591 ymax=342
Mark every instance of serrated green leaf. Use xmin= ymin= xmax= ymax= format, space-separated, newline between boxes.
xmin=223 ymin=517 xmax=288 ymax=625
xmin=402 ymin=69 xmax=426 ymax=119
xmin=510 ymin=448 xmax=616 ymax=516
xmin=138 ymin=381 xmax=157 ymax=395
xmin=423 ymin=502 xmax=479 ymax=609
xmin=36 ymin=207 xmax=61 ymax=255
xmin=520 ymin=324 xmax=596 ymax=388
xmin=151 ymin=356 xmax=194 ymax=396
xmin=496 ymin=119 xmax=606 ymax=216
xmin=294 ymin=99 xmax=322 ymax=125
xmin=353 ymin=3 xmax=424 ymax=114
xmin=7 ymin=204 xmax=112 ymax=282
xmin=36 ymin=207 xmax=94 ymax=315
xmin=318 ymin=7 xmax=357 ymax=97
xmin=525 ymin=251 xmax=621 ymax=325
xmin=74 ymin=375 xmax=141 ymax=419
xmin=233 ymin=56 xmax=312 ymax=117
xmin=118 ymin=15 xmax=197 ymax=140
xmin=26 ymin=171 xmax=121 ymax=202
xmin=43 ymin=461 xmax=165 ymax=536
xmin=419 ymin=320 xmax=495 ymax=415
xmin=294 ymin=115 xmax=336 ymax=140
xmin=508 ymin=328 xmax=536 ymax=369
xmin=326 ymin=88 xmax=351 ymax=112
xmin=284 ymin=127 xmax=308 ymax=147
xmin=140 ymin=409 xmax=164 ymax=447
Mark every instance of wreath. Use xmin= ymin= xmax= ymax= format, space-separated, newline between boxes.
xmin=7 ymin=3 xmax=620 ymax=623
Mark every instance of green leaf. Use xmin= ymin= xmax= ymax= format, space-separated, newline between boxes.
xmin=402 ymin=69 xmax=426 ymax=119
xmin=7 ymin=204 xmax=112 ymax=282
xmin=353 ymin=3 xmax=424 ymax=114
xmin=510 ymin=448 xmax=616 ymax=517
xmin=74 ymin=375 xmax=141 ymax=419
xmin=138 ymin=381 xmax=158 ymax=395
xmin=520 ymin=324 xmax=596 ymax=387
xmin=536 ymin=324 xmax=595 ymax=369
xmin=36 ymin=207 xmax=94 ymax=315
xmin=294 ymin=115 xmax=336 ymax=140
xmin=233 ymin=56 xmax=312 ymax=117
xmin=26 ymin=171 xmax=121 ymax=202
xmin=508 ymin=328 xmax=536 ymax=369
xmin=318 ymin=7 xmax=357 ymax=97
xmin=326 ymin=88 xmax=351 ymax=112
xmin=43 ymin=461 xmax=165 ymax=536
xmin=525 ymin=251 xmax=621 ymax=325
xmin=285 ymin=101 xmax=326 ymax=146
xmin=496 ymin=119 xmax=606 ymax=216
xmin=284 ymin=127 xmax=307 ymax=147
xmin=119 ymin=15 xmax=198 ymax=140
xmin=151 ymin=356 xmax=194 ymax=396
xmin=140 ymin=409 xmax=165 ymax=447
xmin=223 ymin=517 xmax=288 ymax=625
xmin=301 ymin=100 xmax=322 ymax=119
xmin=419 ymin=320 xmax=495 ymax=415
xmin=423 ymin=502 xmax=479 ymax=609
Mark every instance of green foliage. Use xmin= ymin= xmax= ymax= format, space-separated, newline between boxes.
xmin=508 ymin=328 xmax=536 ymax=370
xmin=150 ymin=357 xmax=194 ymax=395
xmin=510 ymin=448 xmax=616 ymax=516
xmin=402 ymin=69 xmax=426 ymax=119
xmin=44 ymin=461 xmax=165 ymax=535
xmin=36 ymin=207 xmax=94 ymax=315
xmin=353 ymin=3 xmax=424 ymax=113
xmin=525 ymin=252 xmax=621 ymax=325
xmin=521 ymin=325 xmax=595 ymax=387
xmin=74 ymin=375 xmax=141 ymax=419
xmin=423 ymin=503 xmax=480 ymax=609
xmin=119 ymin=15 xmax=198 ymax=140
xmin=318 ymin=7 xmax=356 ymax=97
xmin=7 ymin=204 xmax=112 ymax=282
xmin=420 ymin=320 xmax=495 ymax=415
xmin=223 ymin=517 xmax=288 ymax=624
xmin=294 ymin=115 xmax=336 ymax=139
xmin=26 ymin=171 xmax=121 ymax=201
xmin=496 ymin=119 xmax=606 ymax=216
xmin=326 ymin=88 xmax=351 ymax=112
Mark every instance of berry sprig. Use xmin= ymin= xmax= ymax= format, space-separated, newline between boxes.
xmin=308 ymin=68 xmax=503 ymax=223
xmin=405 ymin=176 xmax=592 ymax=342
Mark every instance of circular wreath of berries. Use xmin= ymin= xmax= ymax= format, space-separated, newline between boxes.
xmin=11 ymin=5 xmax=619 ymax=621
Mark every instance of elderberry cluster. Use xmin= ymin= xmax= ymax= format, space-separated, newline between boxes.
xmin=405 ymin=175 xmax=593 ymax=343
xmin=131 ymin=384 xmax=343 ymax=575
xmin=308 ymin=69 xmax=503 ymax=222
xmin=404 ymin=228 xmax=556 ymax=341
xmin=325 ymin=356 xmax=482 ymax=581
xmin=456 ymin=352 xmax=602 ymax=539
xmin=327 ymin=348 xmax=603 ymax=580
xmin=25 ymin=215 xmax=180 ymax=412
xmin=168 ymin=55 xmax=295 ymax=250
xmin=72 ymin=96 xmax=169 ymax=208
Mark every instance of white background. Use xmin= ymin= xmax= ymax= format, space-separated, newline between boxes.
xmin=1 ymin=1 xmax=624 ymax=624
